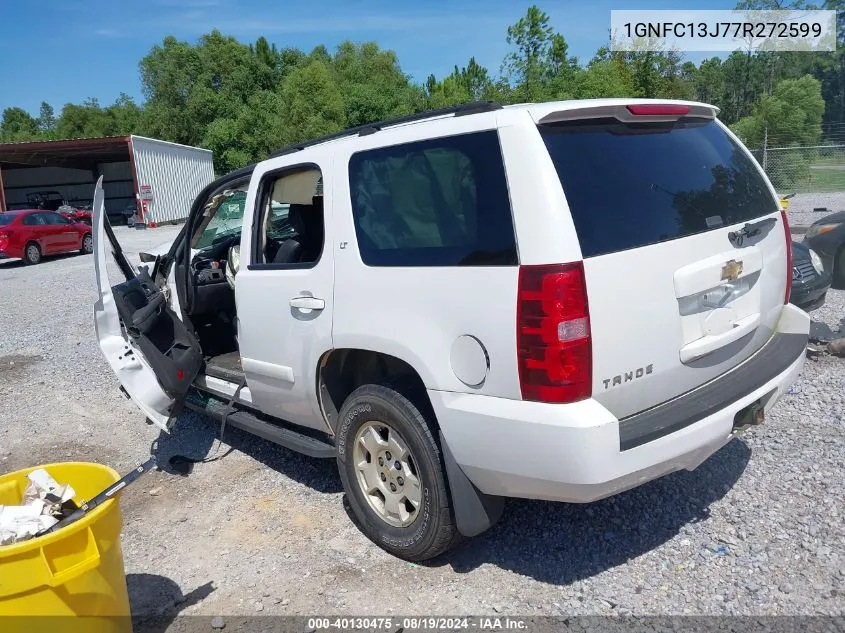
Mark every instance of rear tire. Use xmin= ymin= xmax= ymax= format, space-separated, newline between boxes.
xmin=24 ymin=242 xmax=41 ymax=265
xmin=81 ymin=233 xmax=93 ymax=254
xmin=336 ymin=383 xmax=458 ymax=562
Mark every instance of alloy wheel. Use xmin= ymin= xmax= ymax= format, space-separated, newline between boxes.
xmin=352 ymin=420 xmax=422 ymax=527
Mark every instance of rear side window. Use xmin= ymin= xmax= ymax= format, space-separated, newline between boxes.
xmin=540 ymin=118 xmax=778 ymax=258
xmin=348 ymin=131 xmax=517 ymax=266
xmin=22 ymin=214 xmax=45 ymax=226
xmin=41 ymin=212 xmax=71 ymax=225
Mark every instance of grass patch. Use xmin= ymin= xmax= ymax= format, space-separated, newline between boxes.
xmin=806 ymin=165 xmax=845 ymax=192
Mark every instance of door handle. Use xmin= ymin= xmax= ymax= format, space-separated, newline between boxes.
xmin=679 ymin=313 xmax=760 ymax=363
xmin=290 ymin=296 xmax=325 ymax=310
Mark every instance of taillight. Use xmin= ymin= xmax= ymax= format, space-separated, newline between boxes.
xmin=0 ymin=232 xmax=8 ymax=249
xmin=517 ymin=262 xmax=592 ymax=403
xmin=782 ymin=210 xmax=792 ymax=304
xmin=626 ymin=104 xmax=689 ymax=116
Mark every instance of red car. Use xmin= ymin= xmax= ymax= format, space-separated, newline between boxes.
xmin=0 ymin=209 xmax=93 ymax=265
xmin=58 ymin=206 xmax=93 ymax=225
xmin=24 ymin=191 xmax=92 ymax=225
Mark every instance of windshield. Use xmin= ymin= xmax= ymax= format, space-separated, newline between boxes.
xmin=266 ymin=202 xmax=293 ymax=240
xmin=193 ymin=189 xmax=248 ymax=250
xmin=539 ymin=118 xmax=778 ymax=258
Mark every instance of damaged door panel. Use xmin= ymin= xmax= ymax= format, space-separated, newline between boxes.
xmin=92 ymin=176 xmax=203 ymax=431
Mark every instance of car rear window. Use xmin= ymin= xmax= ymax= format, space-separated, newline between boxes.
xmin=0 ymin=215 xmax=13 ymax=226
xmin=539 ymin=118 xmax=778 ymax=258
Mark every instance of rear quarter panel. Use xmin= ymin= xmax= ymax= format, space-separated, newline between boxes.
xmin=2 ymin=219 xmax=25 ymax=257
xmin=330 ymin=113 xmax=535 ymax=399
xmin=9 ymin=220 xmax=34 ymax=257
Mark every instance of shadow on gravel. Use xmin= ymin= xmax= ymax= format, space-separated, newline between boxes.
xmin=810 ymin=318 xmax=844 ymax=341
xmin=439 ymin=438 xmax=751 ymax=585
xmin=150 ymin=409 xmax=342 ymax=494
xmin=146 ymin=399 xmax=750 ymax=587
xmin=128 ymin=573 xmax=214 ymax=633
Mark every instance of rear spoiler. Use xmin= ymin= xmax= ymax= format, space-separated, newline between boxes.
xmin=538 ymin=103 xmax=719 ymax=125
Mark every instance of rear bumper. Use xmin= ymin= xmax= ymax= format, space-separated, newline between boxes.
xmin=432 ymin=304 xmax=810 ymax=503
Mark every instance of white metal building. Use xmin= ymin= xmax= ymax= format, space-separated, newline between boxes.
xmin=0 ymin=135 xmax=214 ymax=225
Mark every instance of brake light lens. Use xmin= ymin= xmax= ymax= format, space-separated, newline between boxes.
xmin=517 ymin=262 xmax=592 ymax=403
xmin=0 ymin=232 xmax=8 ymax=251
xmin=781 ymin=210 xmax=792 ymax=304
xmin=626 ymin=104 xmax=689 ymax=116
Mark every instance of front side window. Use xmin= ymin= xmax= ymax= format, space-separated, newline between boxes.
xmin=253 ymin=167 xmax=324 ymax=267
xmin=348 ymin=131 xmax=517 ymax=267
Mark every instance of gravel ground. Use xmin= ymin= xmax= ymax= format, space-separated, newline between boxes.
xmin=782 ymin=192 xmax=845 ymax=229
xmin=1 ymin=225 xmax=844 ymax=625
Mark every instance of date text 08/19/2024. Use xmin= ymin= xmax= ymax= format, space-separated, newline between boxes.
xmin=308 ymin=617 xmax=528 ymax=630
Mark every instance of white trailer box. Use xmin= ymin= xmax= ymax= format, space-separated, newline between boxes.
xmin=0 ymin=135 xmax=215 ymax=225
xmin=130 ymin=136 xmax=215 ymax=225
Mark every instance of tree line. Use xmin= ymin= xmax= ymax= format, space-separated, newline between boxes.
xmin=1 ymin=3 xmax=843 ymax=174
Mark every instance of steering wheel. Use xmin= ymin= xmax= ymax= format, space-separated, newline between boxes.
xmin=225 ymin=243 xmax=240 ymax=290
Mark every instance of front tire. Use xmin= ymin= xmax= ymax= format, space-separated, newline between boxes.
xmin=24 ymin=242 xmax=41 ymax=265
xmin=81 ymin=233 xmax=93 ymax=254
xmin=336 ymin=383 xmax=458 ymax=561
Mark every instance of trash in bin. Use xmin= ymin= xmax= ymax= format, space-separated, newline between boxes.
xmin=0 ymin=468 xmax=78 ymax=545
xmin=24 ymin=467 xmax=77 ymax=510
xmin=0 ymin=456 xmax=155 ymax=546
xmin=36 ymin=455 xmax=157 ymax=537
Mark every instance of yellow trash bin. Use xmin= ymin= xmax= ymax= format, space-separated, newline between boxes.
xmin=0 ymin=462 xmax=131 ymax=633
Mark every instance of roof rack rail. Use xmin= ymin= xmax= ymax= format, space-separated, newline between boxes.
xmin=269 ymin=100 xmax=503 ymax=158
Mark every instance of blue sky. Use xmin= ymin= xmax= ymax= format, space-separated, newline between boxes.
xmin=0 ymin=0 xmax=736 ymax=116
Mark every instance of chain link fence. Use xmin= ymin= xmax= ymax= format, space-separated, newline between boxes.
xmin=748 ymin=144 xmax=845 ymax=194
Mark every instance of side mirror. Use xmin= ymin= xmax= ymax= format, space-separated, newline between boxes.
xmin=139 ymin=252 xmax=156 ymax=263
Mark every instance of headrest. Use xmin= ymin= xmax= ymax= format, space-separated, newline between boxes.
xmin=287 ymin=204 xmax=308 ymax=235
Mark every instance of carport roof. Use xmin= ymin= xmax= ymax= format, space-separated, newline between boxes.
xmin=0 ymin=136 xmax=131 ymax=169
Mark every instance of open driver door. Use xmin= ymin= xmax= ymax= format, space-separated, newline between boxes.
xmin=92 ymin=176 xmax=203 ymax=431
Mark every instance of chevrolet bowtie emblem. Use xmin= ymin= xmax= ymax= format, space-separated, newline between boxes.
xmin=721 ymin=259 xmax=743 ymax=281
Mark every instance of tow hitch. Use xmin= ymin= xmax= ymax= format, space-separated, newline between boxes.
xmin=732 ymin=399 xmax=766 ymax=434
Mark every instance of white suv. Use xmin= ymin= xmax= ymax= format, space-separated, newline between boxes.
xmin=93 ymin=99 xmax=810 ymax=561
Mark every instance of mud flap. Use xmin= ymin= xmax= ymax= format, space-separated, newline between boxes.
xmin=439 ymin=432 xmax=504 ymax=537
